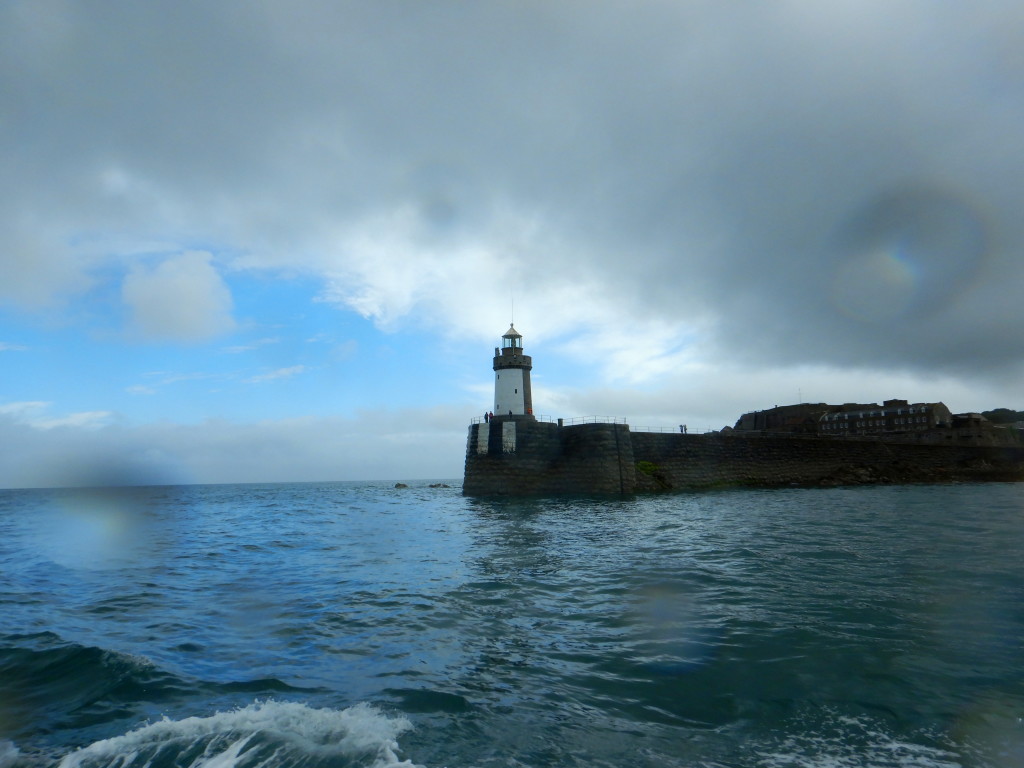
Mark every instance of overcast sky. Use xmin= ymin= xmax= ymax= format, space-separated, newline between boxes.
xmin=2 ymin=0 xmax=1023 ymax=487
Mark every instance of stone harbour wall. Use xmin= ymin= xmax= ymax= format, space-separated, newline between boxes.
xmin=462 ymin=418 xmax=561 ymax=496
xmin=463 ymin=419 xmax=635 ymax=496
xmin=630 ymin=433 xmax=1024 ymax=491
xmin=463 ymin=420 xmax=1024 ymax=496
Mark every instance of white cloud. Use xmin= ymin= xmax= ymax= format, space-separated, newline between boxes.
xmin=313 ymin=205 xmax=532 ymax=335
xmin=123 ymin=371 xmax=225 ymax=397
xmin=309 ymin=203 xmax=713 ymax=388
xmin=122 ymin=251 xmax=235 ymax=341
xmin=331 ymin=340 xmax=359 ymax=361
xmin=246 ymin=365 xmax=307 ymax=384
xmin=0 ymin=224 xmax=97 ymax=309
xmin=0 ymin=402 xmax=51 ymax=419
xmin=33 ymin=411 xmax=114 ymax=430
xmin=222 ymin=337 xmax=280 ymax=354
xmin=0 ymin=342 xmax=28 ymax=351
xmin=144 ymin=371 xmax=221 ymax=386
xmin=0 ymin=401 xmax=113 ymax=430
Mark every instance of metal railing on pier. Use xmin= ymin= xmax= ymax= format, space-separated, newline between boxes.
xmin=559 ymin=416 xmax=628 ymax=425
xmin=629 ymin=425 xmax=717 ymax=434
xmin=468 ymin=415 xmax=717 ymax=432
xmin=469 ymin=414 xmax=626 ymax=425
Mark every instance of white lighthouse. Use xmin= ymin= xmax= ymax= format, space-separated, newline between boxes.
xmin=493 ymin=325 xmax=534 ymax=418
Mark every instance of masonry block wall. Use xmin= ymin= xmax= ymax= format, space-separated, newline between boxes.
xmin=629 ymin=433 xmax=1024 ymax=490
xmin=556 ymin=423 xmax=635 ymax=494
xmin=463 ymin=419 xmax=561 ymax=496
xmin=463 ymin=420 xmax=635 ymax=495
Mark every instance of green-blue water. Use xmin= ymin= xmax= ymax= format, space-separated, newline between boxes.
xmin=1 ymin=481 xmax=1022 ymax=767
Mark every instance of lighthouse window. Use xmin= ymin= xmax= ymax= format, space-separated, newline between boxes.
xmin=515 ymin=388 xmax=518 ymax=393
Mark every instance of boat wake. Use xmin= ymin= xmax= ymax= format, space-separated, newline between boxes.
xmin=55 ymin=701 xmax=422 ymax=768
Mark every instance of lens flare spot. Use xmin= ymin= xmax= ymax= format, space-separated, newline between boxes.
xmin=829 ymin=186 xmax=988 ymax=324
xmin=951 ymin=696 xmax=1024 ymax=768
xmin=832 ymin=246 xmax=919 ymax=322
xmin=36 ymin=487 xmax=164 ymax=570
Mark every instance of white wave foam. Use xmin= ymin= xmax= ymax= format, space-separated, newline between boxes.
xmin=756 ymin=711 xmax=963 ymax=768
xmin=0 ymin=740 xmax=19 ymax=768
xmin=57 ymin=700 xmax=423 ymax=768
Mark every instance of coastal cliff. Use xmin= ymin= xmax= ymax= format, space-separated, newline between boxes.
xmin=463 ymin=418 xmax=1024 ymax=496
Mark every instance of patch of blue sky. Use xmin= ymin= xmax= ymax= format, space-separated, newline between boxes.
xmin=0 ymin=272 xmax=430 ymax=425
xmin=0 ymin=258 xmax=562 ymax=429
xmin=119 ymin=273 xmax=464 ymax=423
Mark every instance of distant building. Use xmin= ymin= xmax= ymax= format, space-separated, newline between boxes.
xmin=734 ymin=399 xmax=953 ymax=437
xmin=733 ymin=403 xmax=833 ymax=433
xmin=818 ymin=399 xmax=952 ymax=436
xmin=948 ymin=413 xmax=1022 ymax=445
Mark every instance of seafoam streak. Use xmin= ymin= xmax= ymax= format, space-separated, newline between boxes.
xmin=57 ymin=701 xmax=422 ymax=768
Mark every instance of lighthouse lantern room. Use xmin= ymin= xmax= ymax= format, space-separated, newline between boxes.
xmin=493 ymin=325 xmax=534 ymax=418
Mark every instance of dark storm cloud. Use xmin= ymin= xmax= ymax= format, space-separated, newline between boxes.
xmin=3 ymin=0 xmax=1023 ymax=374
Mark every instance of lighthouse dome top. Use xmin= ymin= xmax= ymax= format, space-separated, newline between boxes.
xmin=500 ymin=324 xmax=523 ymax=349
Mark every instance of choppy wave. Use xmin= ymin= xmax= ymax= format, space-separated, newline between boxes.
xmin=0 ymin=633 xmax=183 ymax=736
xmin=0 ymin=632 xmax=320 ymax=760
xmin=56 ymin=701 xmax=420 ymax=768
xmin=754 ymin=710 xmax=964 ymax=768
xmin=4 ymin=482 xmax=1024 ymax=768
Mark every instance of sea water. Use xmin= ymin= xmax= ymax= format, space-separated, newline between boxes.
xmin=1 ymin=481 xmax=1022 ymax=768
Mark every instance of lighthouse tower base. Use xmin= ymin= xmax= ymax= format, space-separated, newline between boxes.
xmin=463 ymin=418 xmax=636 ymax=496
